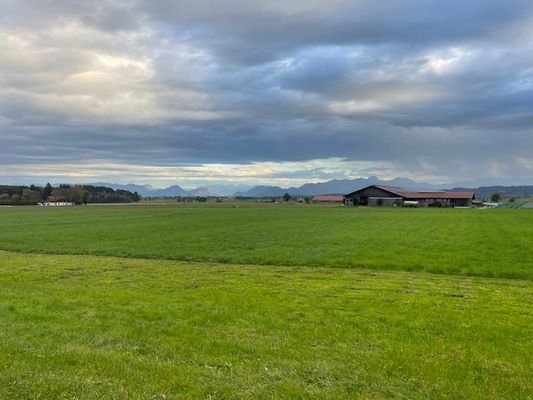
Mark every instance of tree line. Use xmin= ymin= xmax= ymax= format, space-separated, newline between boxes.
xmin=0 ymin=184 xmax=140 ymax=205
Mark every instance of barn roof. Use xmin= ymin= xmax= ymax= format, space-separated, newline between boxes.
xmin=402 ymin=191 xmax=475 ymax=199
xmin=312 ymin=195 xmax=345 ymax=202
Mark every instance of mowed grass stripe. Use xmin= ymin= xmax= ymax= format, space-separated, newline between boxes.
xmin=0 ymin=251 xmax=531 ymax=399
xmin=0 ymin=204 xmax=532 ymax=279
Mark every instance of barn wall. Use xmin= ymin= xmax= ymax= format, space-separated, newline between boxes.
xmin=450 ymin=198 xmax=472 ymax=207
xmin=346 ymin=186 xmax=402 ymax=206
xmin=368 ymin=197 xmax=403 ymax=207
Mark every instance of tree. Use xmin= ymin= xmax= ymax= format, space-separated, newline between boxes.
xmin=490 ymin=192 xmax=501 ymax=202
xmin=282 ymin=192 xmax=291 ymax=202
xmin=22 ymin=188 xmax=41 ymax=203
xmin=41 ymin=183 xmax=53 ymax=201
xmin=51 ymin=188 xmax=66 ymax=198
xmin=67 ymin=186 xmax=86 ymax=205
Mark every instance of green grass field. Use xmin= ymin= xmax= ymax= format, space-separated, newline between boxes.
xmin=0 ymin=204 xmax=532 ymax=279
xmin=1 ymin=203 xmax=532 ymax=398
xmin=498 ymin=197 xmax=533 ymax=209
xmin=1 ymin=251 xmax=531 ymax=399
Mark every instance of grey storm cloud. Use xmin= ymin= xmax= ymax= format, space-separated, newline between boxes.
xmin=1 ymin=0 xmax=533 ymax=185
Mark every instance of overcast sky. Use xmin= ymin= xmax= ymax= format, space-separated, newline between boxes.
xmin=1 ymin=0 xmax=533 ymax=188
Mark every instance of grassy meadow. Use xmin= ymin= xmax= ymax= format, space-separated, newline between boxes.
xmin=498 ymin=197 xmax=533 ymax=209
xmin=0 ymin=203 xmax=532 ymax=398
xmin=0 ymin=251 xmax=531 ymax=399
xmin=0 ymin=203 xmax=532 ymax=279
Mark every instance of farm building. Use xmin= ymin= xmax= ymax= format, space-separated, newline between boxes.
xmin=312 ymin=195 xmax=345 ymax=203
xmin=344 ymin=185 xmax=475 ymax=207
xmin=41 ymin=196 xmax=74 ymax=206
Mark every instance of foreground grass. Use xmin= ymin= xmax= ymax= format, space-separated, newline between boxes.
xmin=0 ymin=251 xmax=531 ymax=399
xmin=1 ymin=204 xmax=533 ymax=279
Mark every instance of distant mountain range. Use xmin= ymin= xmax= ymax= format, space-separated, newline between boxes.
xmin=91 ymin=183 xmax=191 ymax=197
xmin=234 ymin=176 xmax=444 ymax=197
xmin=92 ymin=178 xmax=533 ymax=199
xmin=90 ymin=182 xmax=245 ymax=197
